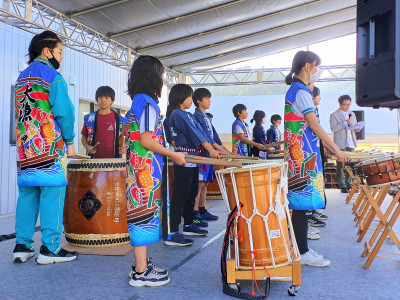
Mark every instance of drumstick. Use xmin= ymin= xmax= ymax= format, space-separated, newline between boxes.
xmin=273 ymin=149 xmax=285 ymax=154
xmin=330 ymin=153 xmax=386 ymax=160
xmin=70 ymin=153 xmax=91 ymax=159
xmin=263 ymin=141 xmax=284 ymax=148
xmin=92 ymin=142 xmax=100 ymax=149
xmin=219 ymin=155 xmax=259 ymax=160
xmin=185 ymin=155 xmax=242 ymax=167
xmin=119 ymin=124 xmax=126 ymax=160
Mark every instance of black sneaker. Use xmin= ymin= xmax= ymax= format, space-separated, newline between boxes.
xmin=182 ymin=224 xmax=208 ymax=236
xmin=13 ymin=244 xmax=35 ymax=263
xmin=164 ymin=232 xmax=194 ymax=246
xmin=129 ymin=257 xmax=168 ymax=278
xmin=129 ymin=265 xmax=170 ymax=287
xmin=36 ymin=245 xmax=78 ymax=264
xmin=312 ymin=210 xmax=328 ymax=220
xmin=308 ymin=216 xmax=326 ymax=227
xmin=341 ymin=187 xmax=349 ymax=193
xmin=193 ymin=213 xmax=208 ymax=227
xmin=200 ymin=210 xmax=219 ymax=220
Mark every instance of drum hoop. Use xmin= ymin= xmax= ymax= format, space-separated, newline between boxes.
xmin=68 ymin=158 xmax=125 ymax=164
xmin=218 ymin=162 xmax=286 ymax=174
xmin=369 ymin=179 xmax=400 ymax=188
xmin=356 ymin=154 xmax=400 ymax=167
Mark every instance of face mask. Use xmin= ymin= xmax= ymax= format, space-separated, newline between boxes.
xmin=46 ymin=52 xmax=60 ymax=70
xmin=309 ymin=66 xmax=322 ymax=83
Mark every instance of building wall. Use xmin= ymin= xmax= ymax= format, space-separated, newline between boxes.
xmin=0 ymin=23 xmax=173 ymax=216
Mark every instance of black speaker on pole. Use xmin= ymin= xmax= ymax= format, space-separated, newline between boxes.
xmin=356 ymin=0 xmax=400 ymax=109
xmin=353 ymin=110 xmax=365 ymax=140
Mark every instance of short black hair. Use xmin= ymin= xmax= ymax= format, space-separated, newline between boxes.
xmin=28 ymin=30 xmax=62 ymax=64
xmin=128 ymin=55 xmax=164 ymax=100
xmin=312 ymin=86 xmax=320 ymax=99
xmin=232 ymin=104 xmax=247 ymax=118
xmin=250 ymin=110 xmax=266 ymax=125
xmin=206 ymin=112 xmax=213 ymax=119
xmin=168 ymin=84 xmax=193 ymax=110
xmin=193 ymin=88 xmax=212 ymax=107
xmin=95 ymin=86 xmax=115 ymax=102
xmin=270 ymin=114 xmax=282 ymax=124
xmin=338 ymin=94 xmax=352 ymax=104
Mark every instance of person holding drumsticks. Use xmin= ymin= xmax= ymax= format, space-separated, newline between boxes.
xmin=81 ymin=86 xmax=127 ymax=158
xmin=193 ymin=88 xmax=231 ymax=225
xmin=284 ymin=50 xmax=348 ymax=267
xmin=13 ymin=30 xmax=78 ymax=264
xmin=166 ymin=84 xmax=220 ymax=246
xmin=125 ymin=56 xmax=186 ymax=287
xmin=232 ymin=104 xmax=266 ymax=156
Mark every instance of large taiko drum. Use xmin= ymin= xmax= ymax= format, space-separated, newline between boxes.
xmin=216 ymin=162 xmax=292 ymax=267
xmin=354 ymin=154 xmax=400 ymax=187
xmin=64 ymin=158 xmax=130 ymax=247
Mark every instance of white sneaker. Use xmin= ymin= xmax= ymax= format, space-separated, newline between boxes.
xmin=301 ymin=250 xmax=331 ymax=267
xmin=307 ymin=229 xmax=320 ymax=240
xmin=308 ymin=248 xmax=323 ymax=259
xmin=308 ymin=226 xmax=320 ymax=234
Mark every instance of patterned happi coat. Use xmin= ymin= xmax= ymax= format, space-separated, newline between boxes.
xmin=232 ymin=119 xmax=250 ymax=156
xmin=125 ymin=93 xmax=166 ymax=246
xmin=284 ymin=82 xmax=325 ymax=210
xmin=15 ymin=58 xmax=74 ymax=187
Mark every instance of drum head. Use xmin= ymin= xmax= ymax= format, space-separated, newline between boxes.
xmin=218 ymin=161 xmax=286 ymax=174
xmin=355 ymin=154 xmax=400 ymax=167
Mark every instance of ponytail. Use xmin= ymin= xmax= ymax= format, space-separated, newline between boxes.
xmin=285 ymin=71 xmax=294 ymax=85
xmin=250 ymin=118 xmax=255 ymax=124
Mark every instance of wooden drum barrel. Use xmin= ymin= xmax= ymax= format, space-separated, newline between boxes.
xmin=64 ymin=158 xmax=130 ymax=247
xmin=217 ymin=162 xmax=291 ymax=267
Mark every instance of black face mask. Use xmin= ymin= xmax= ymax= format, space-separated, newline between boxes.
xmin=46 ymin=52 xmax=60 ymax=70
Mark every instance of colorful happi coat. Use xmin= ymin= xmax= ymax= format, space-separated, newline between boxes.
xmin=15 ymin=58 xmax=75 ymax=187
xmin=83 ymin=111 xmax=127 ymax=157
xmin=232 ymin=119 xmax=250 ymax=156
xmin=125 ymin=93 xmax=166 ymax=246
xmin=284 ymin=82 xmax=325 ymax=210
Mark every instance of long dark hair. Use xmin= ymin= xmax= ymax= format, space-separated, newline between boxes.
xmin=250 ymin=110 xmax=266 ymax=125
xmin=128 ymin=55 xmax=164 ymax=100
xmin=285 ymin=51 xmax=321 ymax=85
xmin=28 ymin=31 xmax=61 ymax=64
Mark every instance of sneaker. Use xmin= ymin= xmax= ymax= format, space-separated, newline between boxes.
xmin=307 ymin=228 xmax=320 ymax=240
xmin=36 ymin=245 xmax=78 ymax=264
xmin=313 ymin=210 xmax=328 ymax=220
xmin=308 ymin=248 xmax=323 ymax=259
xmin=193 ymin=214 xmax=208 ymax=227
xmin=200 ymin=210 xmax=219 ymax=220
xmin=300 ymin=250 xmax=331 ymax=267
xmin=13 ymin=244 xmax=35 ymax=263
xmin=129 ymin=258 xmax=168 ymax=278
xmin=308 ymin=226 xmax=320 ymax=234
xmin=129 ymin=265 xmax=170 ymax=287
xmin=308 ymin=216 xmax=326 ymax=227
xmin=341 ymin=187 xmax=349 ymax=193
xmin=164 ymin=232 xmax=194 ymax=246
xmin=182 ymin=224 xmax=208 ymax=236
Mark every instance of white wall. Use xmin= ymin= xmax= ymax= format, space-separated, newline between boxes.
xmin=0 ymin=23 xmax=137 ymax=216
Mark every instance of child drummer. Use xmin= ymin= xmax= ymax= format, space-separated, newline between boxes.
xmin=81 ymin=86 xmax=127 ymax=158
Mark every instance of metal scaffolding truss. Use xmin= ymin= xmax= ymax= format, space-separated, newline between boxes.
xmin=0 ymin=0 xmax=135 ymax=69
xmin=0 ymin=0 xmax=179 ymax=85
xmin=186 ymin=64 xmax=356 ymax=87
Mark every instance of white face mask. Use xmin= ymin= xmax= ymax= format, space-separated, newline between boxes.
xmin=309 ymin=67 xmax=322 ymax=83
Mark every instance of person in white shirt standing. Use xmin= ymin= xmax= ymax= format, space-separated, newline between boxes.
xmin=329 ymin=95 xmax=358 ymax=193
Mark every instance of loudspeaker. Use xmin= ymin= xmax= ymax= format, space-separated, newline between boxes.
xmin=353 ymin=110 xmax=365 ymax=140
xmin=356 ymin=0 xmax=400 ymax=109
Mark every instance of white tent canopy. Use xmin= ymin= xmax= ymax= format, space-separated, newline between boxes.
xmin=34 ymin=0 xmax=356 ymax=72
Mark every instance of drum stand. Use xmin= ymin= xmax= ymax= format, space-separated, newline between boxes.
xmin=346 ymin=167 xmax=400 ymax=269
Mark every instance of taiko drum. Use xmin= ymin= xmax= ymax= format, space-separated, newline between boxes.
xmin=220 ymin=163 xmax=290 ymax=267
xmin=64 ymin=158 xmax=130 ymax=247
